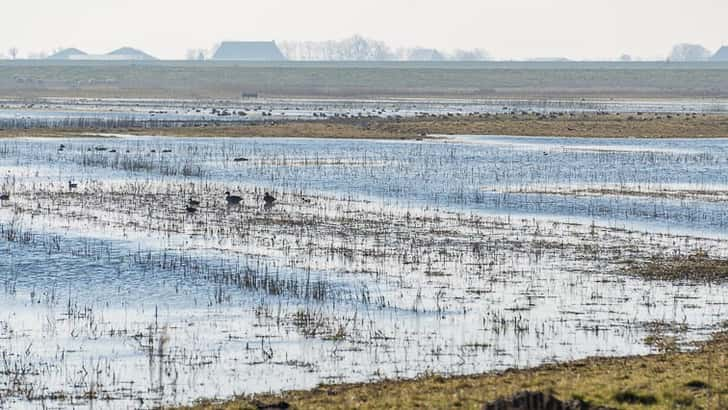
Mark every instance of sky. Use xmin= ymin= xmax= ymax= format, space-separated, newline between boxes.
xmin=2 ymin=0 xmax=727 ymax=60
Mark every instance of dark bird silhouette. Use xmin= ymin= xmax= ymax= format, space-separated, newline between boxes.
xmin=68 ymin=181 xmax=78 ymax=190
xmin=188 ymin=198 xmax=200 ymax=207
xmin=225 ymin=191 xmax=242 ymax=205
xmin=263 ymin=192 xmax=276 ymax=205
xmin=186 ymin=206 xmax=198 ymax=214
xmin=0 ymin=193 xmax=9 ymax=201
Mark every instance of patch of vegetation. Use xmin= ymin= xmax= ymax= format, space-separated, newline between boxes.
xmin=644 ymin=333 xmax=680 ymax=353
xmin=613 ymin=390 xmax=658 ymax=405
xmin=685 ymin=380 xmax=710 ymax=390
xmin=629 ymin=250 xmax=728 ymax=282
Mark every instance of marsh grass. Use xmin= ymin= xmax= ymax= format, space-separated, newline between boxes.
xmin=3 ymin=135 xmax=728 ymax=408
xmin=630 ymin=250 xmax=728 ymax=282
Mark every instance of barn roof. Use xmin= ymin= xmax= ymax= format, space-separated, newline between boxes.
xmin=712 ymin=46 xmax=728 ymax=61
xmin=107 ymin=47 xmax=156 ymax=60
xmin=48 ymin=48 xmax=87 ymax=59
xmin=213 ymin=41 xmax=286 ymax=61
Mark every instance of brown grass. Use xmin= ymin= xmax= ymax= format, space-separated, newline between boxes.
xmin=630 ymin=250 xmax=728 ymax=282
xmin=2 ymin=112 xmax=728 ymax=140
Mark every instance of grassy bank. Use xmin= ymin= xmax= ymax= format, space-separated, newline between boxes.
xmin=2 ymin=112 xmax=728 ymax=139
xmin=182 ymin=331 xmax=728 ymax=409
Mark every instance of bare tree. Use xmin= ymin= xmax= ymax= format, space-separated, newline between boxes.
xmin=186 ymin=49 xmax=207 ymax=60
xmin=28 ymin=50 xmax=48 ymax=59
xmin=451 ymin=49 xmax=491 ymax=61
xmin=668 ymin=43 xmax=711 ymax=62
xmin=280 ymin=35 xmax=395 ymax=61
xmin=280 ymin=35 xmax=491 ymax=62
xmin=8 ymin=47 xmax=18 ymax=60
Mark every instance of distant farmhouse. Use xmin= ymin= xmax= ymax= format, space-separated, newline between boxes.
xmin=212 ymin=41 xmax=286 ymax=61
xmin=105 ymin=47 xmax=156 ymax=60
xmin=46 ymin=47 xmax=156 ymax=60
xmin=712 ymin=46 xmax=728 ymax=62
xmin=48 ymin=48 xmax=87 ymax=60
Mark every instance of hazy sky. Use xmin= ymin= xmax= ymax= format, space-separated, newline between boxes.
xmin=2 ymin=0 xmax=727 ymax=60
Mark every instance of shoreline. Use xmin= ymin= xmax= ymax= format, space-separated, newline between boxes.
xmin=2 ymin=112 xmax=728 ymax=139
xmin=182 ymin=331 xmax=728 ymax=409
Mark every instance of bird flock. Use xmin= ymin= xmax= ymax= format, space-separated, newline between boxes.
xmin=1 ymin=143 xmax=278 ymax=215
xmin=179 ymin=191 xmax=276 ymax=214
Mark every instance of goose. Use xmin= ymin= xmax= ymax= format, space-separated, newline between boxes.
xmin=263 ymin=192 xmax=276 ymax=205
xmin=186 ymin=206 xmax=198 ymax=214
xmin=0 ymin=193 xmax=9 ymax=201
xmin=188 ymin=198 xmax=200 ymax=207
xmin=68 ymin=181 xmax=78 ymax=190
xmin=225 ymin=192 xmax=242 ymax=205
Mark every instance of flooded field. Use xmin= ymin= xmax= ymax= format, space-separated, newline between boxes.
xmin=1 ymin=135 xmax=728 ymax=408
xmin=2 ymin=97 xmax=728 ymax=129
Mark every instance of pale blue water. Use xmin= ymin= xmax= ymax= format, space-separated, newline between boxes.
xmin=1 ymin=135 xmax=728 ymax=408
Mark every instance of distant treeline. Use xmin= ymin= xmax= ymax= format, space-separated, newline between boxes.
xmin=278 ymin=35 xmax=489 ymax=61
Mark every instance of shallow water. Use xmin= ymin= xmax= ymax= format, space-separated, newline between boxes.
xmin=1 ymin=135 xmax=727 ymax=408
xmin=2 ymin=97 xmax=728 ymax=128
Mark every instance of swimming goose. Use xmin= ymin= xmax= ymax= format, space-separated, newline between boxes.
xmin=263 ymin=192 xmax=276 ymax=205
xmin=225 ymin=192 xmax=242 ymax=205
xmin=188 ymin=198 xmax=200 ymax=207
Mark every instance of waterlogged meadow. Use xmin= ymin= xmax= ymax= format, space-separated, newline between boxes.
xmin=1 ymin=135 xmax=728 ymax=408
xmin=2 ymin=97 xmax=728 ymax=129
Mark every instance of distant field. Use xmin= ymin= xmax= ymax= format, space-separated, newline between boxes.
xmin=1 ymin=60 xmax=728 ymax=99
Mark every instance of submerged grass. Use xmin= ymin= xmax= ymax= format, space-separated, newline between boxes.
xmin=630 ymin=250 xmax=728 ymax=282
xmin=3 ymin=135 xmax=728 ymax=407
xmin=182 ymin=331 xmax=728 ymax=410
